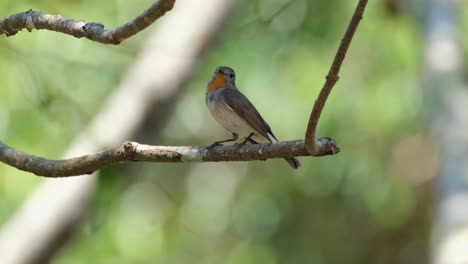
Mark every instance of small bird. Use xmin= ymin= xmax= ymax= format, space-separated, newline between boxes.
xmin=206 ymin=66 xmax=301 ymax=169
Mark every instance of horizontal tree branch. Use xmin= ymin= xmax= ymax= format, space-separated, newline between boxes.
xmin=0 ymin=138 xmax=339 ymax=177
xmin=304 ymin=0 xmax=368 ymax=154
xmin=0 ymin=0 xmax=175 ymax=44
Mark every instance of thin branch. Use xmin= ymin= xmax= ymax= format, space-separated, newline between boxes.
xmin=0 ymin=138 xmax=339 ymax=177
xmin=0 ymin=0 xmax=175 ymax=44
xmin=264 ymin=0 xmax=297 ymax=24
xmin=304 ymin=0 xmax=368 ymax=154
xmin=240 ymin=0 xmax=297 ymax=29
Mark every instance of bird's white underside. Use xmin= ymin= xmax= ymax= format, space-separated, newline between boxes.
xmin=207 ymin=96 xmax=274 ymax=144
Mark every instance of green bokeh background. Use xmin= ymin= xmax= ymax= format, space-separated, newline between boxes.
xmin=1 ymin=0 xmax=467 ymax=263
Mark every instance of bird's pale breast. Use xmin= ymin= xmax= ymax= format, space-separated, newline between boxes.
xmin=206 ymin=90 xmax=270 ymax=143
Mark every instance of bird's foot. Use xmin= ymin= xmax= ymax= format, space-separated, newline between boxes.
xmin=208 ymin=142 xmax=223 ymax=148
xmin=234 ymin=141 xmax=247 ymax=147
xmin=236 ymin=133 xmax=254 ymax=146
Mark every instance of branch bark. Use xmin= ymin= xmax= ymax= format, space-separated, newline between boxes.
xmin=304 ymin=0 xmax=368 ymax=154
xmin=0 ymin=0 xmax=175 ymax=44
xmin=0 ymin=138 xmax=339 ymax=177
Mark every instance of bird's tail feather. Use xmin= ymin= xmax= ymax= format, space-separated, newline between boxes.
xmin=254 ymin=133 xmax=301 ymax=169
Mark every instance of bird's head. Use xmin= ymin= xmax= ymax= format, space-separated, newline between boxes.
xmin=207 ymin=66 xmax=236 ymax=92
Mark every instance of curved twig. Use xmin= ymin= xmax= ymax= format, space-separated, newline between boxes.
xmin=0 ymin=138 xmax=339 ymax=177
xmin=0 ymin=0 xmax=175 ymax=44
xmin=304 ymin=0 xmax=368 ymax=154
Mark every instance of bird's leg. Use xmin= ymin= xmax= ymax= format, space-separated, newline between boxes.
xmin=239 ymin=133 xmax=255 ymax=145
xmin=210 ymin=133 xmax=238 ymax=147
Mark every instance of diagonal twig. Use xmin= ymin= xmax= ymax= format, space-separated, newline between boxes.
xmin=304 ymin=0 xmax=368 ymax=154
xmin=0 ymin=138 xmax=339 ymax=177
xmin=0 ymin=0 xmax=175 ymax=44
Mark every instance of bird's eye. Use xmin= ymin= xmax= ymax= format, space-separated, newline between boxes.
xmin=229 ymin=73 xmax=234 ymax=79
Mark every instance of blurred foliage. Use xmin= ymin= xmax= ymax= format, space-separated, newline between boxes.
xmin=1 ymin=0 xmax=467 ymax=263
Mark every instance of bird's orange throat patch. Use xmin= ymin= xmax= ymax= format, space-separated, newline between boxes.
xmin=208 ymin=73 xmax=227 ymax=92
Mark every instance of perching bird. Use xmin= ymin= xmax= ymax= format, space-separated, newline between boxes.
xmin=205 ymin=66 xmax=300 ymax=169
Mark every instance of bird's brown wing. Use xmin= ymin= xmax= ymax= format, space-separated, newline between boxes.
xmin=219 ymin=88 xmax=300 ymax=169
xmin=219 ymin=88 xmax=275 ymax=140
